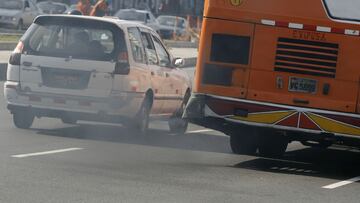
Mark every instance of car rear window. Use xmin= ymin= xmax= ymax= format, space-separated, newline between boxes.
xmin=24 ymin=17 xmax=125 ymax=61
xmin=323 ymin=0 xmax=360 ymax=22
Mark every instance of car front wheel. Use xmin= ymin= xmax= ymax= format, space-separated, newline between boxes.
xmin=168 ymin=92 xmax=190 ymax=135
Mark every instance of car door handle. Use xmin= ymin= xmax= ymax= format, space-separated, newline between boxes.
xmin=165 ymin=73 xmax=170 ymax=77
xmin=151 ymin=71 xmax=155 ymax=76
xmin=23 ymin=61 xmax=32 ymax=67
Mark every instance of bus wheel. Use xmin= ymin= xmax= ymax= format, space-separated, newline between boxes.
xmin=13 ymin=110 xmax=34 ymax=129
xmin=258 ymin=131 xmax=288 ymax=158
xmin=229 ymin=128 xmax=258 ymax=155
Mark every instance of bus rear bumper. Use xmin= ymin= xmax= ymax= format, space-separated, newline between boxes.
xmin=184 ymin=93 xmax=360 ymax=143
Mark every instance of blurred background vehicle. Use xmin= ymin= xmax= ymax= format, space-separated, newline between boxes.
xmin=64 ymin=3 xmax=77 ymax=13
xmin=37 ymin=0 xmax=69 ymax=14
xmin=114 ymin=9 xmax=160 ymax=32
xmin=0 ymin=0 xmax=42 ymax=30
xmin=157 ymin=15 xmax=189 ymax=40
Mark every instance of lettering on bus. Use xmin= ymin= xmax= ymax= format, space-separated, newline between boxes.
xmin=292 ymin=30 xmax=327 ymax=42
xmin=230 ymin=0 xmax=243 ymax=6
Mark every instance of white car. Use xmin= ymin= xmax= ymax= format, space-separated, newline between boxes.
xmin=4 ymin=15 xmax=192 ymax=134
xmin=114 ymin=9 xmax=160 ymax=33
xmin=0 ymin=0 xmax=42 ymax=30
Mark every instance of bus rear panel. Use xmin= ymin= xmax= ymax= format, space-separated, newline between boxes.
xmin=184 ymin=0 xmax=360 ymax=155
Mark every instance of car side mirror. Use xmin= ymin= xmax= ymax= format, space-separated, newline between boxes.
xmin=172 ymin=58 xmax=184 ymax=68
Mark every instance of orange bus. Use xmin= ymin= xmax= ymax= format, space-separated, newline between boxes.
xmin=184 ymin=0 xmax=360 ymax=157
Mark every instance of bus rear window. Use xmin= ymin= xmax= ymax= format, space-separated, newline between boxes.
xmin=210 ymin=34 xmax=250 ymax=65
xmin=323 ymin=0 xmax=360 ymax=22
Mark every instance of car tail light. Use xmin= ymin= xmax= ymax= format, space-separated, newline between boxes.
xmin=114 ymin=52 xmax=130 ymax=75
xmin=9 ymin=41 xmax=24 ymax=66
xmin=5 ymin=84 xmax=18 ymax=90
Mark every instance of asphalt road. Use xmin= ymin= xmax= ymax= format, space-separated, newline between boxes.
xmin=1 ymin=82 xmax=360 ymax=202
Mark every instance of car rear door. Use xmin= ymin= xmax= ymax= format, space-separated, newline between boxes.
xmin=20 ymin=17 xmax=119 ymax=98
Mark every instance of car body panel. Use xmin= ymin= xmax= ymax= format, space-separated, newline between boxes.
xmin=5 ymin=15 xmax=191 ymax=122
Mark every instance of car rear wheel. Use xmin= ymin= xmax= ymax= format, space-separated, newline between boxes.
xmin=134 ymin=97 xmax=152 ymax=134
xmin=229 ymin=127 xmax=258 ymax=155
xmin=13 ymin=110 xmax=34 ymax=129
xmin=258 ymin=131 xmax=288 ymax=158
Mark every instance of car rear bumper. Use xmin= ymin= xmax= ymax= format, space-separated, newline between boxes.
xmin=4 ymin=81 xmax=144 ymax=120
xmin=184 ymin=93 xmax=360 ymax=141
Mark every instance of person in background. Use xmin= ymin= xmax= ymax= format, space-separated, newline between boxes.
xmin=77 ymin=0 xmax=92 ymax=15
xmin=90 ymin=0 xmax=109 ymax=17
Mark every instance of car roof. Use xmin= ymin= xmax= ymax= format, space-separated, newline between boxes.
xmin=37 ymin=1 xmax=68 ymax=6
xmin=157 ymin=15 xmax=187 ymax=21
xmin=117 ymin=9 xmax=150 ymax=14
xmin=35 ymin=15 xmax=157 ymax=32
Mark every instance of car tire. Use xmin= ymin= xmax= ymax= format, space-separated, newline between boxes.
xmin=134 ymin=97 xmax=152 ymax=134
xmin=168 ymin=91 xmax=190 ymax=135
xmin=229 ymin=127 xmax=258 ymax=155
xmin=258 ymin=131 xmax=288 ymax=158
xmin=169 ymin=117 xmax=188 ymax=135
xmin=13 ymin=110 xmax=34 ymax=129
xmin=17 ymin=19 xmax=24 ymax=31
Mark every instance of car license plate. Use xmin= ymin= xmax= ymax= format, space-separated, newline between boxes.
xmin=288 ymin=77 xmax=317 ymax=94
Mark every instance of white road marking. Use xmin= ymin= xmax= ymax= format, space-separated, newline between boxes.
xmin=322 ymin=176 xmax=360 ymax=189
xmin=12 ymin=148 xmax=83 ymax=158
xmin=186 ymin=129 xmax=215 ymax=134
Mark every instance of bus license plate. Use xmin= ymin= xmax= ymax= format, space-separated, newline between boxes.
xmin=288 ymin=77 xmax=317 ymax=94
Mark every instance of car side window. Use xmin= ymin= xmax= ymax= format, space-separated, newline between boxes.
xmin=152 ymin=35 xmax=171 ymax=67
xmin=141 ymin=32 xmax=158 ymax=65
xmin=128 ymin=27 xmax=145 ymax=64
